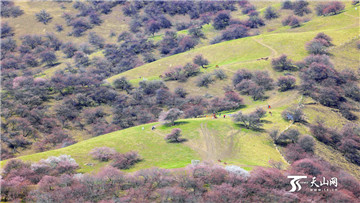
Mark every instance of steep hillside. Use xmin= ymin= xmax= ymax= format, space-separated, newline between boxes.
xmin=8 ymin=1 xmax=129 ymax=45
xmin=2 ymin=1 xmax=360 ymax=202
xmin=2 ymin=2 xmax=359 ymax=173
xmin=107 ymin=5 xmax=359 ymax=90
xmin=1 ymin=118 xmax=288 ymax=173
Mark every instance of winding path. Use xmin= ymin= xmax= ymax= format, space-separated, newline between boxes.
xmin=220 ymin=37 xmax=279 ymax=74
xmin=343 ymin=12 xmax=360 ymax=19
xmin=274 ymin=95 xmax=305 ymax=166
xmin=252 ymin=38 xmax=278 ymax=57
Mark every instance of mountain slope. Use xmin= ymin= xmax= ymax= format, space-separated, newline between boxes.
xmin=107 ymin=5 xmax=359 ymax=98
xmin=1 ymin=118 xmax=288 ymax=173
xmin=2 ymin=1 xmax=359 ymax=179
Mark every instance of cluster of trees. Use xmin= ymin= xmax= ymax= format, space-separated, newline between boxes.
xmin=300 ymin=33 xmax=359 ymax=120
xmin=273 ymin=106 xmax=358 ymax=172
xmin=306 ymin=32 xmax=333 ymax=55
xmin=282 ymin=15 xmax=301 ymax=28
xmin=232 ymin=69 xmax=274 ymax=100
xmin=213 ymin=11 xmax=231 ymax=30
xmin=211 ymin=0 xmax=289 ymax=44
xmin=236 ymin=1 xmax=267 ymax=30
xmin=111 ymin=151 xmax=141 ymax=170
xmin=271 ymin=55 xmax=297 ymax=72
xmin=277 ymin=76 xmax=296 ymax=91
xmin=112 ymin=77 xmax=242 ymax=127
xmin=123 ymin=1 xmax=237 ymax=33
xmin=163 ymin=63 xmax=200 ymax=82
xmin=1 ymin=155 xmax=78 ymax=201
xmin=270 ymin=127 xmax=318 ymax=163
xmin=1 ymin=73 xmax=83 ymax=158
xmin=264 ymin=6 xmax=279 ymax=20
xmin=196 ymin=68 xmax=228 ymax=88
xmin=2 ymin=156 xmax=359 ymax=202
xmin=120 ymin=1 xmax=242 ymax=53
xmin=281 ymin=107 xmax=305 ymax=123
xmin=158 ymin=31 xmax=199 ymax=56
xmin=196 ymin=73 xmax=214 ymax=87
xmin=311 ymin=121 xmax=360 ymax=165
xmin=1 ymin=43 xmax=145 ymax=157
xmin=239 ymin=1 xmax=256 ymax=15
xmin=60 ymin=1 xmax=120 ymax=37
xmin=63 ymin=14 xmax=92 ymax=37
xmin=232 ymin=108 xmax=266 ymax=129
xmin=90 ymin=147 xmax=117 ymax=162
xmin=316 ymin=1 xmax=345 ymax=16
xmin=145 ymin=16 xmax=172 ymax=35
xmin=270 ymin=128 xmax=301 ymax=146
xmin=2 ymin=32 xmax=62 ymax=69
xmin=103 ymin=36 xmax=156 ymax=73
xmin=219 ymin=24 xmax=250 ymax=42
xmin=281 ymin=0 xmax=312 ymax=16
xmin=1 ymin=1 xmax=23 ymax=18
xmin=210 ymin=3 xmax=261 ymax=44
xmin=208 ymin=90 xmax=244 ymax=113
xmin=1 ymin=22 xmax=14 ymax=38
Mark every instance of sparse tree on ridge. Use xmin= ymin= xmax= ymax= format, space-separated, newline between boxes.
xmin=196 ymin=73 xmax=214 ymax=88
xmin=35 ymin=10 xmax=52 ymax=24
xmin=40 ymin=50 xmax=57 ymax=66
xmin=165 ymin=128 xmax=183 ymax=142
xmin=232 ymin=108 xmax=266 ymax=129
xmin=193 ymin=55 xmax=209 ymax=68
xmin=213 ymin=11 xmax=230 ymax=30
xmin=113 ymin=77 xmax=133 ymax=93
xmin=277 ymin=76 xmax=296 ymax=91
xmin=159 ymin=108 xmax=183 ymax=125
xmin=264 ymin=6 xmax=279 ymax=20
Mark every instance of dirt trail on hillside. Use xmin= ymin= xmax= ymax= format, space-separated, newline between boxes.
xmin=220 ymin=38 xmax=279 ymax=74
xmin=252 ymin=38 xmax=278 ymax=57
xmin=153 ymin=122 xmax=258 ymax=167
xmin=275 ymin=95 xmax=305 ymax=166
xmin=189 ymin=122 xmax=258 ymax=167
xmin=336 ymin=12 xmax=360 ymax=32
xmin=344 ymin=12 xmax=360 ymax=19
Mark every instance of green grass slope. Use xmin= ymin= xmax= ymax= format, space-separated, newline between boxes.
xmin=1 ymin=118 xmax=288 ymax=173
xmin=107 ymin=4 xmax=359 ymax=98
xmin=107 ymin=36 xmax=272 ymax=83
xmin=103 ymin=3 xmax=360 ymax=178
xmin=2 ymin=2 xmax=359 ymax=178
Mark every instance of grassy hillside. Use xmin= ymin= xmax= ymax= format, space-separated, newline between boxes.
xmin=100 ymin=3 xmax=360 ymax=178
xmin=2 ymin=1 xmax=359 ymax=179
xmin=1 ymin=118 xmax=288 ymax=173
xmin=106 ymin=35 xmax=272 ymax=82
xmin=107 ymin=4 xmax=359 ymax=98
xmin=4 ymin=88 xmax=358 ymax=177
xmin=10 ymin=1 xmax=129 ymax=45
